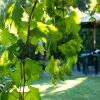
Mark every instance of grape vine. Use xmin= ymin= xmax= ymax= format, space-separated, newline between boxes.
xmin=0 ymin=0 xmax=82 ymax=100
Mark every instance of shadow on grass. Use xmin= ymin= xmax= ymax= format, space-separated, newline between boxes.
xmin=33 ymin=76 xmax=100 ymax=100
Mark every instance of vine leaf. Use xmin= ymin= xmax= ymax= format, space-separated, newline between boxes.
xmin=35 ymin=41 xmax=45 ymax=55
xmin=7 ymin=89 xmax=19 ymax=100
xmin=0 ymin=11 xmax=5 ymax=29
xmin=24 ymin=86 xmax=40 ymax=100
xmin=66 ymin=10 xmax=80 ymax=34
xmin=30 ymin=24 xmax=47 ymax=45
xmin=66 ymin=0 xmax=77 ymax=6
xmin=46 ymin=56 xmax=65 ymax=85
xmin=0 ymin=51 xmax=9 ymax=66
xmin=25 ymin=58 xmax=42 ymax=81
xmin=10 ymin=60 xmax=21 ymax=87
xmin=47 ymin=24 xmax=62 ymax=41
xmin=12 ymin=2 xmax=23 ymax=27
xmin=58 ymin=40 xmax=78 ymax=56
xmin=33 ymin=3 xmax=44 ymax=21
xmin=0 ymin=91 xmax=9 ymax=100
xmin=0 ymin=29 xmax=17 ymax=46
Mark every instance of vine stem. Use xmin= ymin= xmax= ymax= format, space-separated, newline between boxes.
xmin=19 ymin=60 xmax=23 ymax=100
xmin=20 ymin=1 xmax=38 ymax=100
xmin=22 ymin=60 xmax=25 ymax=100
xmin=26 ymin=0 xmax=38 ymax=44
xmin=62 ymin=0 xmax=64 ymax=18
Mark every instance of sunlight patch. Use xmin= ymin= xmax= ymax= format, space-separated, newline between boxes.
xmin=50 ymin=77 xmax=87 ymax=93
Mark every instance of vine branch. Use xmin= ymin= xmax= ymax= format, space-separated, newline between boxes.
xmin=26 ymin=0 xmax=38 ymax=44
xmin=19 ymin=1 xmax=38 ymax=99
xmin=62 ymin=0 xmax=64 ymax=18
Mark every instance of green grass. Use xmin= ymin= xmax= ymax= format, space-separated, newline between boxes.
xmin=32 ymin=73 xmax=100 ymax=100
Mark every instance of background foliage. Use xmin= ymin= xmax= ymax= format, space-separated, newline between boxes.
xmin=79 ymin=28 xmax=100 ymax=51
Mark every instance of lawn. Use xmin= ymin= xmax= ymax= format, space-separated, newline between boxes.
xmin=32 ymin=72 xmax=100 ymax=100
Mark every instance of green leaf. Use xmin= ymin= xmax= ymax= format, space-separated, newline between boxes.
xmin=0 ymin=29 xmax=17 ymax=46
xmin=46 ymin=56 xmax=64 ymax=84
xmin=7 ymin=89 xmax=19 ymax=100
xmin=46 ymin=0 xmax=54 ymax=17
xmin=30 ymin=22 xmax=62 ymax=46
xmin=58 ymin=43 xmax=67 ymax=56
xmin=18 ymin=21 xmax=28 ymax=43
xmin=0 ymin=91 xmax=9 ymax=100
xmin=0 ymin=81 xmax=16 ymax=100
xmin=20 ymin=21 xmax=28 ymax=33
xmin=58 ymin=39 xmax=81 ymax=57
xmin=0 ymin=50 xmax=13 ymax=75
xmin=55 ymin=16 xmax=65 ymax=33
xmin=0 ymin=51 xmax=9 ymax=66
xmin=0 ymin=12 xmax=5 ymax=29
xmin=18 ymin=32 xmax=27 ymax=43
xmin=66 ymin=0 xmax=76 ymax=6
xmin=0 ymin=86 xmax=40 ymax=100
xmin=0 ymin=51 xmax=9 ymax=76
xmin=37 ymin=22 xmax=49 ymax=34
xmin=10 ymin=60 xmax=21 ymax=87
xmin=25 ymin=58 xmax=42 ymax=81
xmin=7 ymin=39 xmax=24 ymax=60
xmin=30 ymin=22 xmax=48 ymax=45
xmin=30 ymin=20 xmax=37 ymax=30
xmin=46 ymin=0 xmax=54 ymax=7
xmin=65 ymin=10 xmax=80 ymax=34
xmin=34 ymin=3 xmax=44 ymax=21
xmin=25 ymin=86 xmax=41 ymax=100
xmin=45 ymin=16 xmax=52 ymax=25
xmin=62 ymin=63 xmax=72 ymax=76
xmin=47 ymin=24 xmax=62 ymax=41
xmin=5 ymin=19 xmax=18 ymax=34
xmin=35 ymin=41 xmax=45 ymax=55
xmin=7 ymin=44 xmax=18 ymax=60
xmin=30 ymin=35 xmax=39 ymax=45
xmin=12 ymin=2 xmax=23 ymax=27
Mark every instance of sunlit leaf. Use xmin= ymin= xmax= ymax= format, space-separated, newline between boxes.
xmin=37 ymin=22 xmax=49 ymax=34
xmin=18 ymin=32 xmax=27 ymax=43
xmin=65 ymin=10 xmax=81 ymax=34
xmin=7 ymin=89 xmax=19 ymax=100
xmin=47 ymin=24 xmax=62 ymax=41
xmin=21 ymin=11 xmax=29 ymax=22
xmin=46 ymin=56 xmax=65 ymax=84
xmin=5 ymin=19 xmax=18 ymax=34
xmin=25 ymin=86 xmax=41 ymax=100
xmin=30 ymin=22 xmax=48 ymax=45
xmin=0 ymin=29 xmax=17 ymax=46
xmin=35 ymin=40 xmax=45 ymax=55
xmin=0 ymin=50 xmax=11 ymax=76
xmin=0 ymin=51 xmax=8 ymax=66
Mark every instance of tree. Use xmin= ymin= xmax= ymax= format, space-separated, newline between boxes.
xmin=76 ymin=0 xmax=100 ymax=51
xmin=0 ymin=0 xmax=82 ymax=100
